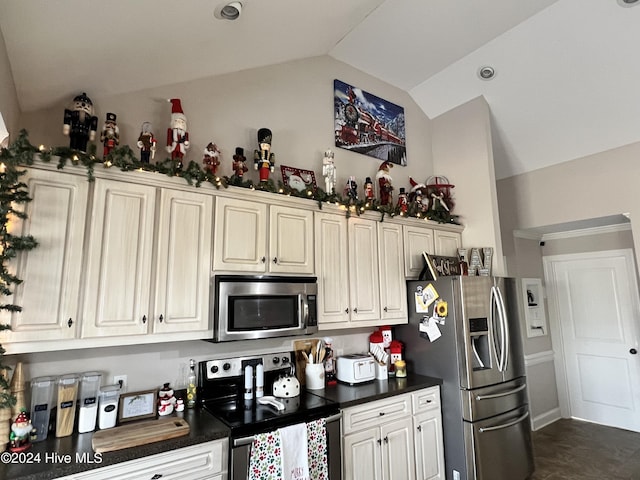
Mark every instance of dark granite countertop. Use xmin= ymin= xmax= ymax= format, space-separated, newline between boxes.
xmin=0 ymin=408 xmax=229 ymax=480
xmin=0 ymin=373 xmax=441 ymax=480
xmin=310 ymin=373 xmax=442 ymax=409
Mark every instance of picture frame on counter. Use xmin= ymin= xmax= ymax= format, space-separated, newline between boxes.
xmin=118 ymin=389 xmax=157 ymax=424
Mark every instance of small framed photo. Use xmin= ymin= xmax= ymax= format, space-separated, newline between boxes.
xmin=414 ymin=283 xmax=439 ymax=313
xmin=280 ymin=165 xmax=317 ymax=191
xmin=118 ymin=389 xmax=157 ymax=424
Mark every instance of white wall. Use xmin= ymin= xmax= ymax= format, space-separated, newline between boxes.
xmin=432 ymin=96 xmax=505 ymax=275
xmin=0 ymin=26 xmax=19 ymax=138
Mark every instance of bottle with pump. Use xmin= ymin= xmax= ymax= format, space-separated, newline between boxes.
xmin=186 ymin=359 xmax=197 ymax=408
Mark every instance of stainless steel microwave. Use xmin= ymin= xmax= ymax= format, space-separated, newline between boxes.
xmin=211 ymin=275 xmax=318 ymax=342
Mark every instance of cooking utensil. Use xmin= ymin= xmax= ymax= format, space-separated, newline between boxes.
xmin=257 ymin=396 xmax=285 ymax=411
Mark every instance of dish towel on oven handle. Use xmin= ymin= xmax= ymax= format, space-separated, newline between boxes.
xmin=249 ymin=430 xmax=283 ymax=480
xmin=307 ymin=418 xmax=328 ymax=480
xmin=280 ymin=422 xmax=310 ymax=480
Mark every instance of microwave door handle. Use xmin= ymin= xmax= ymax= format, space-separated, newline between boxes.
xmin=299 ymin=294 xmax=309 ymax=328
xmin=496 ymin=286 xmax=510 ymax=372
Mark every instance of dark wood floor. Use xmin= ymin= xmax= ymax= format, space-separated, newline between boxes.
xmin=531 ymin=418 xmax=640 ymax=479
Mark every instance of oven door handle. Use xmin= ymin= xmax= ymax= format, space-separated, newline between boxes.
xmin=232 ymin=411 xmax=343 ymax=447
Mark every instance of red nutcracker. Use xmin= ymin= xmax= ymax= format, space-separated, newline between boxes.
xmin=397 ymin=187 xmax=408 ymax=213
xmin=364 ymin=176 xmax=375 ymax=202
xmin=100 ymin=112 xmax=119 ymax=158
xmin=203 ymin=142 xmax=221 ymax=175
xmin=137 ymin=122 xmax=157 ymax=164
xmin=376 ymin=161 xmax=394 ymax=205
xmin=232 ymin=147 xmax=248 ymax=178
xmin=253 ymin=128 xmax=275 ymax=183
xmin=166 ymin=98 xmax=190 ymax=169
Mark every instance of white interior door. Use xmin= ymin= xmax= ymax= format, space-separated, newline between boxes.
xmin=545 ymin=249 xmax=640 ymax=431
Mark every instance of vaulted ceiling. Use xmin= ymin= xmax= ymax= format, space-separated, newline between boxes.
xmin=1 ymin=0 xmax=638 ymax=180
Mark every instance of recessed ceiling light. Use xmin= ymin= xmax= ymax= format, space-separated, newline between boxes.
xmin=215 ymin=1 xmax=242 ymax=20
xmin=478 ymin=66 xmax=496 ymax=81
xmin=618 ymin=0 xmax=639 ymax=7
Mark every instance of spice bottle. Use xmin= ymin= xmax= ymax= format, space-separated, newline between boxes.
xmin=186 ymin=359 xmax=197 ymax=408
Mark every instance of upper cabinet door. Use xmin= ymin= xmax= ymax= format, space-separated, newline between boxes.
xmin=212 ymin=197 xmax=267 ymax=272
xmin=315 ymin=212 xmax=349 ymax=327
xmin=2 ymin=169 xmax=88 ymax=343
xmin=348 ymin=218 xmax=380 ymax=322
xmin=378 ymin=223 xmax=407 ymax=321
xmin=82 ymin=180 xmax=156 ymax=338
xmin=153 ymin=189 xmax=212 ymax=334
xmin=269 ymin=205 xmax=314 ymax=274
xmin=403 ymin=225 xmax=435 ymax=279
xmin=434 ymin=230 xmax=461 ymax=257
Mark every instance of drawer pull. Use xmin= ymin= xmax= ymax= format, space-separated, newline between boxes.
xmin=379 ymin=412 xmax=385 ymax=416
xmin=151 ymin=475 xmax=163 ymax=479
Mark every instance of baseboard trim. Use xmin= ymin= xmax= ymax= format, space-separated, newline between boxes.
xmin=532 ymin=407 xmax=562 ymax=431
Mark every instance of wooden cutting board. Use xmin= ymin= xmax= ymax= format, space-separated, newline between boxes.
xmin=92 ymin=417 xmax=190 ymax=453
xmin=293 ymin=338 xmax=319 ymax=385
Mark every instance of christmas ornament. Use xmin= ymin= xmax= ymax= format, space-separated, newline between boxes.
xmin=322 ymin=149 xmax=336 ymax=194
xmin=100 ymin=113 xmax=119 ymax=159
xmin=254 ymin=128 xmax=275 ymax=183
xmin=202 ymin=142 xmax=221 ymax=175
xmin=137 ymin=122 xmax=157 ymax=164
xmin=9 ymin=409 xmax=32 ymax=453
xmin=232 ymin=147 xmax=248 ymax=178
xmin=62 ymin=92 xmax=98 ymax=152
xmin=376 ymin=161 xmax=393 ymax=205
xmin=166 ymin=98 xmax=190 ymax=171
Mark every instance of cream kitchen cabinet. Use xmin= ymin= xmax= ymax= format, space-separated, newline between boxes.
xmin=434 ymin=229 xmax=462 ymax=257
xmin=342 ymin=393 xmax=416 ymax=480
xmin=1 ymin=168 xmax=88 ymax=344
xmin=404 ymin=223 xmax=463 ymax=279
xmin=60 ymin=438 xmax=228 ymax=480
xmin=213 ymin=197 xmax=314 ymax=274
xmin=347 ymin=217 xmax=381 ymax=322
xmin=412 ymin=387 xmax=445 ymax=480
xmin=377 ymin=222 xmax=407 ymax=321
xmin=82 ymin=179 xmax=212 ymax=338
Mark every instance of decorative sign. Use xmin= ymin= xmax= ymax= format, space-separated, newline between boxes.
xmin=430 ymin=255 xmax=462 ymax=276
xmin=280 ymin=165 xmax=317 ymax=191
xmin=118 ymin=389 xmax=157 ymax=423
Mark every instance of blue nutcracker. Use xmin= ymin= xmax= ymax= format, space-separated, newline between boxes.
xmin=63 ymin=92 xmax=98 ymax=152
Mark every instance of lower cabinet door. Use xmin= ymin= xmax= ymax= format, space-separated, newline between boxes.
xmin=343 ymin=427 xmax=383 ymax=480
xmin=382 ymin=416 xmax=416 ymax=480
xmin=414 ymin=412 xmax=445 ymax=480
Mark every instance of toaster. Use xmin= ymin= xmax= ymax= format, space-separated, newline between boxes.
xmin=336 ymin=354 xmax=376 ymax=385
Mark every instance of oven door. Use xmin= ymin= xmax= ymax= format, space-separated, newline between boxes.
xmin=230 ymin=412 xmax=342 ymax=480
xmin=213 ymin=276 xmax=317 ymax=342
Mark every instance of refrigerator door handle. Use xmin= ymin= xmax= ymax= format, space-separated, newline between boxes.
xmin=495 ymin=286 xmax=510 ymax=372
xmin=490 ymin=286 xmax=501 ymax=370
xmin=491 ymin=286 xmax=506 ymax=372
xmin=475 ymin=383 xmax=527 ymax=401
xmin=478 ymin=411 xmax=529 ymax=433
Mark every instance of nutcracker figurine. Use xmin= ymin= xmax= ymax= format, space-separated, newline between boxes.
xmin=376 ymin=161 xmax=394 ymax=205
xmin=397 ymin=187 xmax=408 ymax=213
xmin=166 ymin=98 xmax=190 ymax=169
xmin=232 ymin=147 xmax=248 ymax=178
xmin=322 ymin=149 xmax=336 ymax=193
xmin=254 ymin=128 xmax=275 ymax=183
xmin=137 ymin=122 xmax=157 ymax=163
xmin=344 ymin=176 xmax=358 ymax=202
xmin=100 ymin=113 xmax=119 ymax=158
xmin=63 ymin=92 xmax=98 ymax=152
xmin=364 ymin=177 xmax=375 ymax=202
xmin=203 ymin=142 xmax=221 ymax=175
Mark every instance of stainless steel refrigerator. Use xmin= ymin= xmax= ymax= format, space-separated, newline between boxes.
xmin=395 ymin=276 xmax=534 ymax=480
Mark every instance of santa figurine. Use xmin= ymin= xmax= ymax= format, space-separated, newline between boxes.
xmin=166 ymin=98 xmax=190 ymax=170
xmin=409 ymin=177 xmax=429 ymax=213
xmin=376 ymin=161 xmax=394 ymax=205
xmin=100 ymin=112 xmax=119 ymax=159
xmin=203 ymin=142 xmax=221 ymax=175
xmin=9 ymin=409 xmax=33 ymax=452
xmin=232 ymin=147 xmax=248 ymax=178
xmin=322 ymin=149 xmax=336 ymax=194
xmin=137 ymin=121 xmax=157 ymax=164
xmin=253 ymin=128 xmax=275 ymax=183
xmin=63 ymin=92 xmax=98 ymax=152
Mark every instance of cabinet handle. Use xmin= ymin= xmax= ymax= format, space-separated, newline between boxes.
xmin=379 ymin=412 xmax=385 ymax=416
xmin=384 ymin=306 xmax=388 ymax=312
xmin=345 ymin=308 xmax=349 ymax=314
xmin=159 ymin=314 xmax=164 ymax=323
xmin=150 ymin=475 xmax=163 ymax=479
xmin=261 ymin=256 xmax=266 ymax=263
xmin=377 ymin=439 xmax=382 ymax=446
xmin=384 ymin=436 xmax=389 ymax=444
xmin=273 ymin=257 xmax=278 ymax=264
xmin=417 ymin=425 xmax=422 ymax=432
xmin=142 ymin=315 xmax=147 ymax=324
xmin=67 ymin=318 xmax=73 ymax=328
xmin=353 ymin=307 xmax=358 ymax=313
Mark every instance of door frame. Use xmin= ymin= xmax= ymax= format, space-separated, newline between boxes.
xmin=543 ymin=248 xmax=640 ymax=420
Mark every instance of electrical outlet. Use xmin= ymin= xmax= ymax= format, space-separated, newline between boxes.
xmin=114 ymin=375 xmax=127 ymax=391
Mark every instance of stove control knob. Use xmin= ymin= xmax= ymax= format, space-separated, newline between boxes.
xmin=223 ymin=362 xmax=231 ymax=371
xmin=281 ymin=357 xmax=289 ymax=364
xmin=211 ymin=365 xmax=219 ymax=374
xmin=272 ymin=357 xmax=280 ymax=364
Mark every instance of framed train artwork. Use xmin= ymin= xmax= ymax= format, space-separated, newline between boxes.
xmin=334 ymin=79 xmax=407 ymax=166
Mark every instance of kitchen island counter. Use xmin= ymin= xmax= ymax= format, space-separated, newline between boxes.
xmin=309 ymin=372 xmax=442 ymax=408
xmin=0 ymin=408 xmax=229 ymax=480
